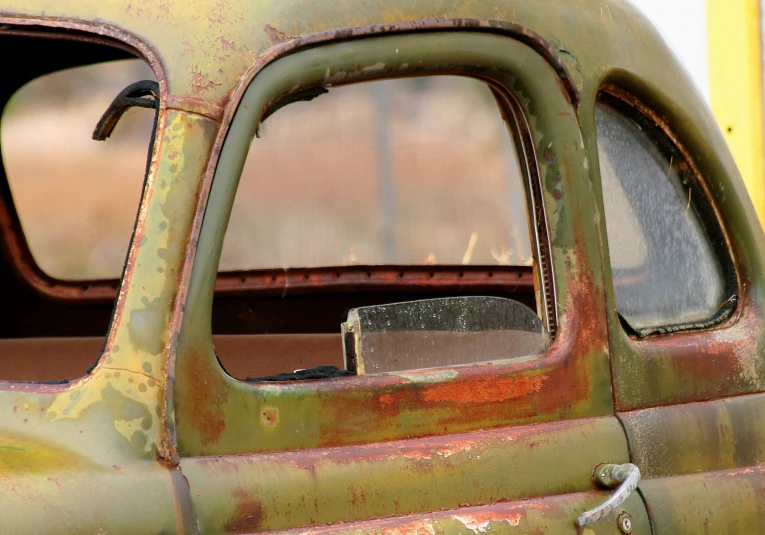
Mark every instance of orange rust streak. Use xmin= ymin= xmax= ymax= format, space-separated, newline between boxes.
xmin=179 ymin=346 xmax=228 ymax=444
xmin=226 ymin=488 xmax=265 ymax=534
xmin=421 ymin=374 xmax=548 ymax=404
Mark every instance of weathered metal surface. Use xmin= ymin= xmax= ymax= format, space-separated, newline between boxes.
xmin=226 ymin=493 xmax=651 ymax=535
xmin=0 ymin=0 xmax=762 ymax=532
xmin=0 ymin=107 xmax=215 ymax=531
xmin=173 ymin=31 xmax=610 ymax=456
xmin=609 ymin=302 xmax=764 ymax=410
xmin=619 ymin=393 xmax=765 ymax=479
xmin=620 ymin=395 xmax=765 ymax=533
xmin=0 ymin=444 xmax=191 ymax=534
xmin=639 ymin=466 xmax=765 ymax=534
xmin=0 ymin=367 xmax=190 ymax=533
xmin=179 ymin=417 xmax=632 ymax=532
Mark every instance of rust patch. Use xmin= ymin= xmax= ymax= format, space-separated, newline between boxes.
xmin=275 ymin=418 xmax=585 ymax=471
xmin=385 ymin=519 xmax=435 ymax=535
xmin=178 ymin=346 xmax=228 ymax=444
xmin=421 ymin=374 xmax=547 ymax=404
xmin=264 ymin=24 xmax=297 ymax=45
xmin=226 ymin=488 xmax=264 ymax=534
xmin=261 ymin=407 xmax=279 ymax=427
xmin=190 ymin=65 xmax=221 ymax=95
xmin=379 ymin=393 xmax=394 ymax=404
xmin=625 ymin=298 xmax=765 ymax=407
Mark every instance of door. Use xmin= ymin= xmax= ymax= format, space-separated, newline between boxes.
xmin=172 ymin=29 xmax=651 ymax=533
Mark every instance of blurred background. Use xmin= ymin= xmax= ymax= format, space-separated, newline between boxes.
xmin=2 ymin=0 xmax=764 ymax=280
xmin=630 ymin=0 xmax=765 ymax=226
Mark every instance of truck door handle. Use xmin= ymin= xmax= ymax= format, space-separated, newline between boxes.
xmin=577 ymin=463 xmax=641 ymax=527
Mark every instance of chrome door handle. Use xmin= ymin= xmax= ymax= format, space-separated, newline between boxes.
xmin=577 ymin=463 xmax=641 ymax=527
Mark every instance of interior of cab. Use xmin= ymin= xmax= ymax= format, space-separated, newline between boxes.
xmin=0 ymin=32 xmax=543 ymax=383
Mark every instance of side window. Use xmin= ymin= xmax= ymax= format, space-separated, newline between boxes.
xmin=595 ymin=96 xmax=733 ymax=334
xmin=0 ymin=35 xmax=157 ymax=381
xmin=212 ymin=75 xmax=549 ymax=380
xmin=221 ymin=76 xmax=533 ymax=269
xmin=4 ymin=59 xmax=155 ymax=280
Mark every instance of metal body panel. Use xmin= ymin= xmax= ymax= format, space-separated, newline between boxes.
xmin=0 ymin=109 xmax=215 ymax=531
xmin=0 ymin=454 xmax=191 ymax=534
xmin=639 ymin=466 xmax=765 ymax=534
xmin=174 ymin=31 xmax=610 ymax=456
xmin=256 ymin=493 xmax=651 ymax=535
xmin=619 ymin=393 xmax=765 ymax=534
xmin=620 ymin=394 xmax=765 ymax=479
xmin=179 ymin=417 xmax=643 ymax=533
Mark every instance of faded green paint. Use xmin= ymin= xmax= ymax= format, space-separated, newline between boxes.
xmin=640 ymin=467 xmax=765 ymax=535
xmin=259 ymin=493 xmax=651 ymax=535
xmin=0 ymin=0 xmax=762 ymax=532
xmin=180 ymin=417 xmax=632 ymax=532
xmin=175 ymin=31 xmax=611 ymax=456
xmin=0 ymin=106 xmax=216 ymax=532
xmin=0 ymin=457 xmax=185 ymax=534
xmin=621 ymin=393 xmax=765 ymax=478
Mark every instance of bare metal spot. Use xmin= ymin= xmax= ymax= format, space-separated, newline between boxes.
xmin=264 ymin=24 xmax=296 ymax=45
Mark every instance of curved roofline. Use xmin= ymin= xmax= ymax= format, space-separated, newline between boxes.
xmin=0 ymin=0 xmax=670 ymax=105
xmin=0 ymin=15 xmax=167 ymax=101
xmin=231 ymin=19 xmax=580 ymax=107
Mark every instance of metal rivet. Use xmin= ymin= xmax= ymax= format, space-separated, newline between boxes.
xmin=617 ymin=513 xmax=633 ymax=534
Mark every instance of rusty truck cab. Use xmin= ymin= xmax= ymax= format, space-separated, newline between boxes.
xmin=0 ymin=1 xmax=764 ymax=533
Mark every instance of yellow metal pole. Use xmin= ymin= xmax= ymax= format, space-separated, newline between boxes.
xmin=707 ymin=0 xmax=765 ymax=227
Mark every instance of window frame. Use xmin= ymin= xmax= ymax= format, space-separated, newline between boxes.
xmin=203 ymin=71 xmax=555 ymax=334
xmin=592 ymin=83 xmax=765 ymax=412
xmin=211 ymin=71 xmax=556 ymax=334
xmin=172 ymin=29 xmax=611 ymax=458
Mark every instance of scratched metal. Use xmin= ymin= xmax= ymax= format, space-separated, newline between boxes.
xmin=0 ymin=0 xmax=762 ymax=533
xmin=639 ymin=466 xmax=765 ymax=534
xmin=179 ymin=417 xmax=638 ymax=533
xmin=174 ymin=30 xmax=608 ymax=456
xmin=251 ymin=493 xmax=651 ymax=535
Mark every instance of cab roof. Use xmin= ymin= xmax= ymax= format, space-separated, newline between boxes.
xmin=0 ymin=0 xmax=699 ymax=110
xmin=2 ymin=0 xmax=738 ymax=209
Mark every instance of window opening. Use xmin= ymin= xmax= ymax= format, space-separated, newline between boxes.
xmin=221 ymin=76 xmax=532 ymax=270
xmin=2 ymin=58 xmax=155 ymax=281
xmin=0 ymin=36 xmax=157 ymax=382
xmin=595 ymin=95 xmax=735 ymax=335
xmin=213 ymin=75 xmax=546 ymax=380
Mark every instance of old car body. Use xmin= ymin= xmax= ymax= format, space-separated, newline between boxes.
xmin=0 ymin=0 xmax=764 ymax=533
